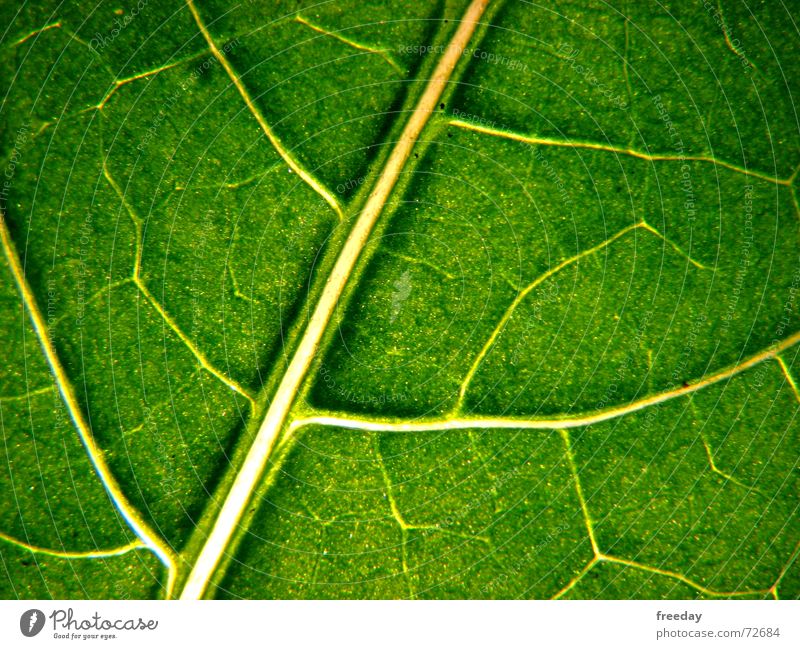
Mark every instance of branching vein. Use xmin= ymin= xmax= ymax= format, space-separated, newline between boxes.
xmin=700 ymin=437 xmax=764 ymax=495
xmin=776 ymin=355 xmax=800 ymax=403
xmin=450 ymin=119 xmax=792 ymax=186
xmin=102 ymin=160 xmax=255 ymax=406
xmin=559 ymin=429 xmax=599 ymax=555
xmin=295 ymin=15 xmax=403 ymax=75
xmin=374 ymin=437 xmax=415 ymax=599
xmin=9 ymin=21 xmax=62 ymax=48
xmin=186 ymin=0 xmax=345 ymax=221
xmin=457 ymin=220 xmax=709 ymax=407
xmin=0 ymin=531 xmax=144 ymax=560
xmin=552 ymin=429 xmax=769 ymax=599
xmin=289 ymin=329 xmax=800 ymax=435
xmin=0 ymin=209 xmax=178 ymax=595
xmin=599 ymin=555 xmax=770 ymax=598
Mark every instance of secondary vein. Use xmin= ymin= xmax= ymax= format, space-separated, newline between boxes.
xmin=186 ymin=0 xmax=345 ymax=221
xmin=290 ymin=328 xmax=800 ymax=434
xmin=0 ymin=531 xmax=144 ymax=560
xmin=450 ymin=119 xmax=793 ymax=186
xmin=0 ymin=209 xmax=178 ymax=597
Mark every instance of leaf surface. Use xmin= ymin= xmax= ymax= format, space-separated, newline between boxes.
xmin=1 ymin=0 xmax=799 ymax=600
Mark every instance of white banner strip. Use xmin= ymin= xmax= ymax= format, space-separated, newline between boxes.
xmin=0 ymin=600 xmax=797 ymax=648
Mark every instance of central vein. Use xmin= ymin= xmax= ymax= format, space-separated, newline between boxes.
xmin=179 ymin=0 xmax=491 ymax=599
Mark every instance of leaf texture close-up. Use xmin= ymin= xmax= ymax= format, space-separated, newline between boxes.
xmin=1 ymin=0 xmax=799 ymax=600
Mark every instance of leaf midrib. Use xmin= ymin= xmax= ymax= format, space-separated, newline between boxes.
xmin=178 ymin=0 xmax=492 ymax=600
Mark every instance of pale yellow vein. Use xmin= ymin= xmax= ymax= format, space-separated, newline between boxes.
xmin=0 ymin=531 xmax=144 ymax=560
xmin=456 ymin=219 xmax=711 ymax=407
xmin=776 ymin=355 xmax=800 ymax=403
xmin=559 ymin=429 xmax=599 ymax=555
xmin=639 ymin=221 xmax=711 ymax=271
xmin=102 ymin=160 xmax=255 ymax=407
xmin=700 ymin=437 xmax=764 ymax=495
xmin=373 ymin=437 xmax=416 ymax=599
xmin=0 ymin=209 xmax=178 ymax=596
xmin=550 ymin=557 xmax=598 ymax=599
xmin=295 ymin=15 xmax=403 ymax=75
xmin=457 ymin=222 xmax=637 ymax=407
xmin=179 ymin=0 xmax=491 ymax=600
xmin=0 ymin=386 xmax=52 ymax=402
xmin=600 ymin=554 xmax=770 ymax=598
xmin=451 ymin=119 xmax=791 ymax=186
xmin=186 ymin=0 xmax=344 ymax=221
xmin=9 ymin=21 xmax=62 ymax=48
xmin=769 ymin=540 xmax=800 ymax=599
xmin=552 ymin=555 xmax=770 ymax=599
xmin=383 ymin=250 xmax=456 ymax=280
xmin=290 ymin=328 xmax=800 ymax=434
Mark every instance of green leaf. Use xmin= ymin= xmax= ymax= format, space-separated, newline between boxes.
xmin=1 ymin=0 xmax=798 ymax=600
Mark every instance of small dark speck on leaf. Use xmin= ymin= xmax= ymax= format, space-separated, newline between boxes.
xmin=440 ymin=103 xmax=445 ymax=109
xmin=414 ymin=153 xmax=419 ymax=158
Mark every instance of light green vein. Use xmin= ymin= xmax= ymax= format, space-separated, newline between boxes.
xmin=0 ymin=531 xmax=144 ymax=560
xmin=187 ymin=0 xmax=344 ymax=221
xmin=0 ymin=208 xmax=178 ymax=596
xmin=101 ymin=160 xmax=256 ymax=406
xmin=290 ymin=328 xmax=800 ymax=435
xmin=296 ymin=15 xmax=403 ymax=75
xmin=451 ymin=119 xmax=792 ymax=186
